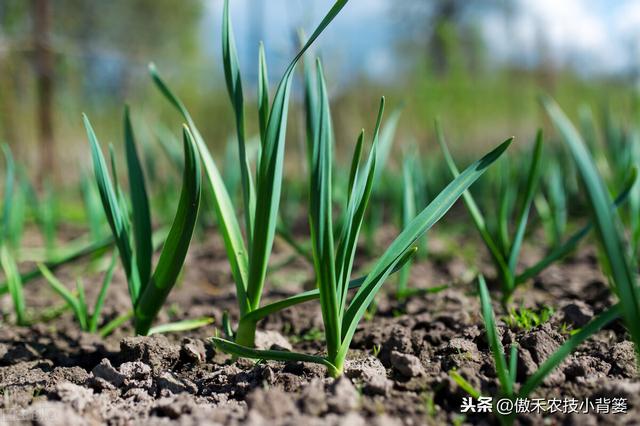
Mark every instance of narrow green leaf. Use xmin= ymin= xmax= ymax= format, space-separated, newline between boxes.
xmin=84 ymin=114 xmax=140 ymax=302
xmin=346 ymin=130 xmax=365 ymax=202
xmin=1 ymin=144 xmax=15 ymax=243
xmin=99 ymin=310 xmax=133 ymax=338
xmin=149 ymin=65 xmax=251 ymax=315
xmin=8 ymin=171 xmax=27 ymax=250
xmin=373 ymin=106 xmax=402 ymax=183
xmin=435 ymin=120 xmax=511 ymax=288
xmin=397 ymin=284 xmax=449 ymax=299
xmin=497 ymin=161 xmax=514 ymax=256
xmin=398 ymin=153 xmax=417 ymax=296
xmin=124 ymin=106 xmax=153 ymax=292
xmin=478 ymin=275 xmax=512 ymax=396
xmin=38 ymin=263 xmax=83 ymax=329
xmin=222 ymin=0 xmax=256 ymax=247
xmin=508 ymin=131 xmax=544 ymax=275
xmin=336 ymin=98 xmax=384 ymax=311
xmin=258 ymin=42 xmax=270 ymax=145
xmin=509 ymin=344 xmax=518 ymax=385
xmin=76 ymin=278 xmax=88 ymax=330
xmin=148 ymin=317 xmax=214 ymax=335
xmin=134 ymin=126 xmax=202 ymax=335
xmin=449 ymin=370 xmax=482 ymax=399
xmin=302 ymin=34 xmax=319 ymax=170
xmin=90 ymin=251 xmax=118 ymax=333
xmin=247 ymin=0 xmax=350 ymax=311
xmin=547 ymin=162 xmax=568 ymax=244
xmin=211 ymin=336 xmax=336 ymax=370
xmin=517 ymin=165 xmax=636 ymax=286
xmin=309 ymin=58 xmax=340 ymax=357
xmin=340 ymin=138 xmax=513 ymax=353
xmin=0 ymin=235 xmax=114 ymax=295
xmin=543 ymin=96 xmax=640 ymax=354
xmin=1 ymin=245 xmax=26 ymax=325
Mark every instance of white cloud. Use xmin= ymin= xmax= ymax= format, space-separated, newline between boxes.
xmin=481 ymin=0 xmax=638 ymax=74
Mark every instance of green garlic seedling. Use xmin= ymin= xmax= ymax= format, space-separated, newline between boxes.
xmin=0 ymin=144 xmax=26 ymax=326
xmin=503 ymin=306 xmax=554 ymax=332
xmin=149 ymin=0 xmax=351 ymax=348
xmin=397 ymin=153 xmax=418 ymax=298
xmin=451 ymin=275 xmax=622 ymax=425
xmin=0 ymin=235 xmax=114 ymax=297
xmin=211 ymin=59 xmax=513 ymax=377
xmin=80 ymin=172 xmax=106 ymax=241
xmin=0 ymin=158 xmax=117 ymax=304
xmin=534 ymin=161 xmax=567 ymax=249
xmin=38 ymin=253 xmax=117 ymax=335
xmin=543 ymin=96 xmax=640 ymax=364
xmin=395 ymin=149 xmax=440 ymax=299
xmin=437 ymin=121 xmax=636 ymax=307
xmin=84 ymin=107 xmax=202 ymax=336
xmin=589 ymin=106 xmax=640 ymax=267
xmin=437 ymin=124 xmax=543 ymax=306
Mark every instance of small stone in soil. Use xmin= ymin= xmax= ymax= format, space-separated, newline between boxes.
xmin=180 ymin=337 xmax=207 ymax=364
xmin=246 ymin=387 xmax=298 ymax=419
xmin=560 ymin=300 xmax=594 ymax=328
xmin=157 ymin=371 xmax=198 ymax=396
xmin=299 ymin=378 xmax=328 ymax=416
xmin=53 ymin=382 xmax=94 ymax=412
xmin=327 ymin=376 xmax=360 ymax=414
xmin=119 ymin=335 xmax=180 ymax=374
xmin=345 ymin=355 xmax=393 ymax=396
xmin=390 ymin=350 xmax=424 ymax=378
xmin=609 ymin=341 xmax=638 ymax=377
xmin=254 ymin=330 xmax=293 ymax=351
xmin=91 ymin=358 xmax=125 ymax=388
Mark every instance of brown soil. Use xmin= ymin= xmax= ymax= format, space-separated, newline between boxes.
xmin=1 ymin=230 xmax=638 ymax=425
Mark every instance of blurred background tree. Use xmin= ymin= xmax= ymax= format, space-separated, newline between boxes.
xmin=0 ymin=0 xmax=636 ymax=185
xmin=0 ymin=0 xmax=204 ymax=185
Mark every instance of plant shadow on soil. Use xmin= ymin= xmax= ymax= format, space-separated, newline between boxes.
xmin=0 ymin=227 xmax=638 ymax=425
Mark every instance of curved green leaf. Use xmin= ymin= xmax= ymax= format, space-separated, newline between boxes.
xmin=84 ymin=114 xmax=140 ymax=302
xmin=134 ymin=126 xmax=202 ymax=335
xmin=508 ymin=130 xmax=543 ymax=276
xmin=1 ymin=144 xmax=15 ymax=243
xmin=543 ymin=96 xmax=640 ymax=355
xmin=340 ymin=138 xmax=513 ymax=356
xmin=149 ymin=64 xmax=251 ymax=315
xmin=247 ymin=0 xmax=350 ymax=311
xmin=1 ymin=245 xmax=25 ymax=325
xmin=478 ymin=275 xmax=512 ymax=396
xmin=223 ymin=0 xmax=256 ymax=246
xmin=124 ymin=106 xmax=153 ymax=292
xmin=211 ymin=336 xmax=336 ymax=371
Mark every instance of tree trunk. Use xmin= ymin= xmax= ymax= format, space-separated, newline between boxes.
xmin=31 ymin=0 xmax=54 ymax=186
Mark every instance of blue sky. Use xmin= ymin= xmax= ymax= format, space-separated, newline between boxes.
xmin=202 ymin=0 xmax=640 ymax=82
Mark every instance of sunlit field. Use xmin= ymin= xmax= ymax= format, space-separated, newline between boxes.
xmin=1 ymin=1 xmax=639 ymax=424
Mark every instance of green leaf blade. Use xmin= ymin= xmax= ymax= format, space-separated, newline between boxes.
xmin=149 ymin=65 xmax=251 ymax=315
xmin=340 ymin=138 xmax=512 ymax=354
xmin=84 ymin=114 xmax=139 ymax=303
xmin=543 ymin=96 xmax=640 ymax=355
xmin=124 ymin=106 xmax=153 ymax=292
xmin=134 ymin=126 xmax=202 ymax=335
xmin=508 ymin=130 xmax=544 ymax=276
xmin=478 ymin=275 xmax=513 ymax=396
